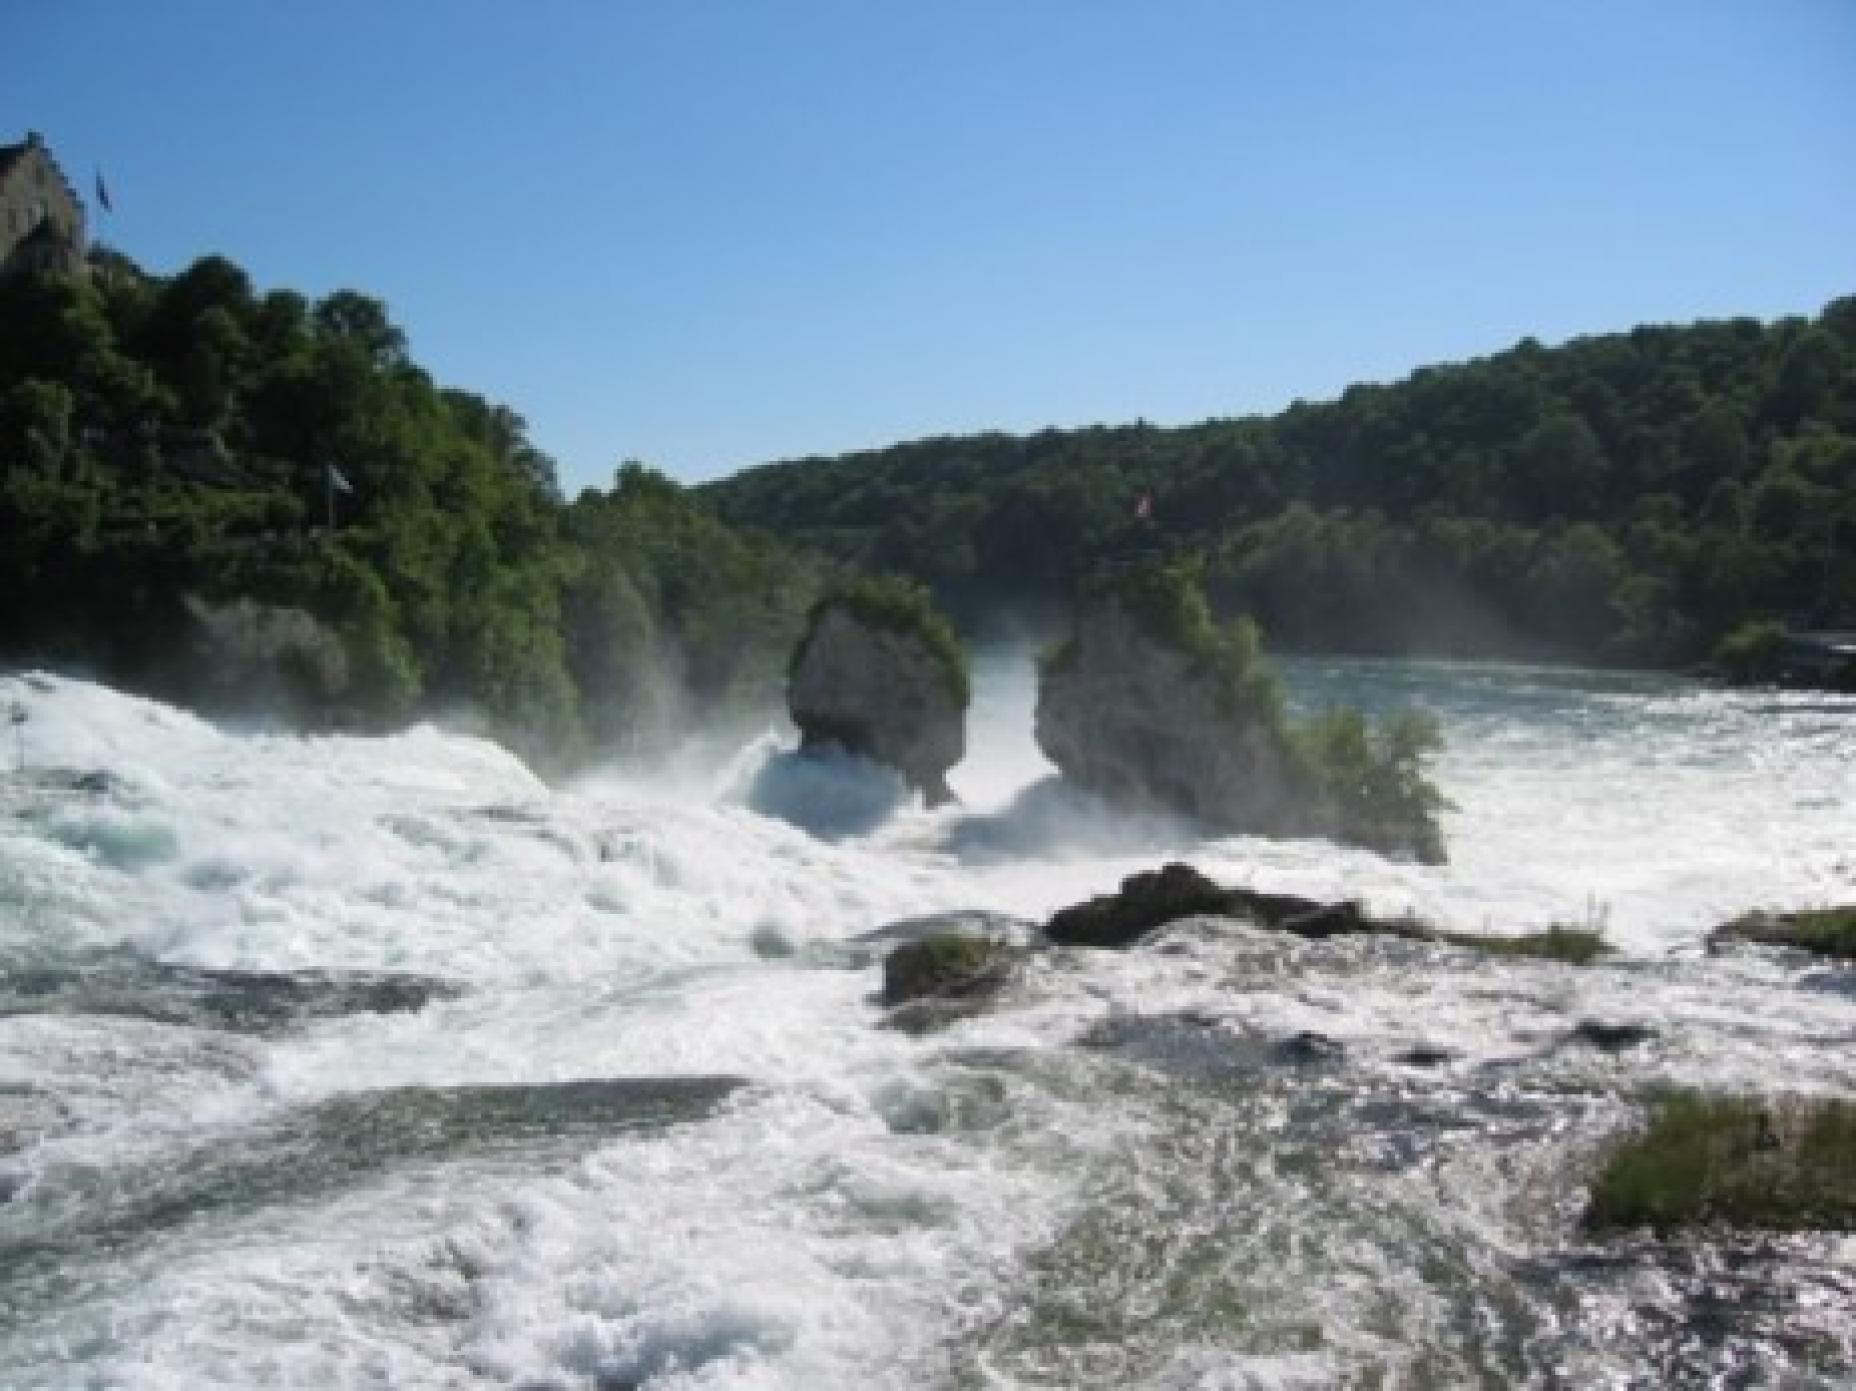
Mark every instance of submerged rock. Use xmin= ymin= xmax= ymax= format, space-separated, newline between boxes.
xmin=0 ymin=957 xmax=464 ymax=1036
xmin=787 ymin=579 xmax=969 ymax=806
xmin=1569 ymin=1020 xmax=1658 ymax=1052
xmin=1394 ymin=1044 xmax=1457 ymax=1068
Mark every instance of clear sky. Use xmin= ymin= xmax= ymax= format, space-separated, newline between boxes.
xmin=9 ymin=1 xmax=1854 ymax=490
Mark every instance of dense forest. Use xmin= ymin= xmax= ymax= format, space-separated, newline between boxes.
xmin=704 ymin=297 xmax=1856 ymax=667
xmin=0 ymin=252 xmax=824 ymax=770
xmin=5 ymin=250 xmax=1851 ymax=774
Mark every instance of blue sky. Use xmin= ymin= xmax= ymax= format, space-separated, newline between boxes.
xmin=9 ymin=1 xmax=1854 ymax=490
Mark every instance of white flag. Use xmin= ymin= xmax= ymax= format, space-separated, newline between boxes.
xmin=327 ymin=464 xmax=354 ymax=494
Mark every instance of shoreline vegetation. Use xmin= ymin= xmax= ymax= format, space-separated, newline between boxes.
xmin=2 ymin=252 xmax=1850 ymax=777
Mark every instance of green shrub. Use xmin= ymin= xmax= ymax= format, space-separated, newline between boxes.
xmin=1712 ymin=618 xmax=1788 ymax=683
xmin=1587 ymin=1093 xmax=1856 ymax=1233
xmin=1295 ymin=706 xmax=1447 ymax=864
xmin=795 ymin=575 xmax=969 ymax=705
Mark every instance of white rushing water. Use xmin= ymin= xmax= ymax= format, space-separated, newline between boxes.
xmin=1 ymin=656 xmax=1852 ymax=1388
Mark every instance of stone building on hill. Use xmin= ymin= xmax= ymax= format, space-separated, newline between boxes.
xmin=0 ymin=131 xmax=88 ymax=278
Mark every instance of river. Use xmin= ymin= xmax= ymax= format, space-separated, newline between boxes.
xmin=1 ymin=656 xmax=1852 ymax=1387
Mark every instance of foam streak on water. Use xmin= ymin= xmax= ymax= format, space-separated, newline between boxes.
xmin=0 ymin=658 xmax=1851 ymax=1388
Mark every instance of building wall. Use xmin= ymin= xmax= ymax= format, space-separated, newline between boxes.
xmin=0 ymin=132 xmax=88 ymax=277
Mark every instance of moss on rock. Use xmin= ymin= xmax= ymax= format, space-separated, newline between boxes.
xmin=880 ymin=932 xmax=1009 ymax=1005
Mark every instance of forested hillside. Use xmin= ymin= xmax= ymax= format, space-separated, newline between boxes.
xmin=0 ymin=253 xmax=824 ymax=768
xmin=704 ymin=299 xmax=1856 ymax=665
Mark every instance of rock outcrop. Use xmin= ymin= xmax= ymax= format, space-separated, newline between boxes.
xmin=1034 ymin=576 xmax=1304 ymax=834
xmin=1044 ymin=861 xmax=1609 ymax=961
xmin=1045 ymin=861 xmax=1348 ymax=948
xmin=788 ymin=581 xmax=967 ymax=806
xmin=1035 ymin=561 xmax=1446 ymax=862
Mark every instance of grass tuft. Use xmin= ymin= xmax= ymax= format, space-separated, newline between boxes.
xmin=1716 ymin=906 xmax=1856 ymax=961
xmin=1435 ymin=925 xmax=1612 ymax=965
xmin=1586 ymin=1092 xmax=1856 ymax=1233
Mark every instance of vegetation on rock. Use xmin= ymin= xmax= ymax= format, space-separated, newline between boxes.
xmin=1433 ymin=925 xmax=1612 ymax=965
xmin=880 ymin=932 xmax=1008 ymax=1005
xmin=1712 ymin=906 xmax=1856 ymax=961
xmin=1587 ymin=1093 xmax=1856 ymax=1233
xmin=793 ymin=575 xmax=969 ymax=705
xmin=1041 ymin=559 xmax=1447 ymax=862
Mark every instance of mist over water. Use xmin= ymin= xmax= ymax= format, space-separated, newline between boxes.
xmin=1 ymin=656 xmax=1852 ymax=1387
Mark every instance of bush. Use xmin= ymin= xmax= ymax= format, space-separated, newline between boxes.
xmin=1296 ymin=706 xmax=1447 ymax=864
xmin=1712 ymin=618 xmax=1788 ymax=683
xmin=795 ymin=575 xmax=969 ymax=705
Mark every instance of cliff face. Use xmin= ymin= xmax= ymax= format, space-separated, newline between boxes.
xmin=1034 ymin=595 xmax=1302 ymax=835
xmin=788 ymin=604 xmax=965 ymax=805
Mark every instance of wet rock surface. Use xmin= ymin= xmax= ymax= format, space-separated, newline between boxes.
xmin=0 ymin=955 xmax=464 ymax=1036
xmin=788 ymin=601 xmax=966 ymax=805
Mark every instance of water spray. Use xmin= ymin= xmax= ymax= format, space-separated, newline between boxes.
xmin=9 ymin=700 xmax=26 ymax=772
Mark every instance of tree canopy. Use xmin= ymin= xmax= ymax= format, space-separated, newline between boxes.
xmin=704 ymin=298 xmax=1856 ymax=666
xmin=0 ymin=252 xmax=825 ymax=770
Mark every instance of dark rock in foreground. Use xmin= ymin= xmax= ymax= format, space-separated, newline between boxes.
xmin=1044 ymin=861 xmax=1397 ymax=949
xmin=1569 ymin=1020 xmax=1658 ymax=1052
xmin=1043 ymin=861 xmax=1613 ymax=964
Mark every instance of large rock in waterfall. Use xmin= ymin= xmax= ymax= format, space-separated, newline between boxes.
xmin=1034 ymin=561 xmax=1446 ymax=862
xmin=1035 ymin=565 xmax=1306 ymax=835
xmin=787 ymin=579 xmax=969 ymax=806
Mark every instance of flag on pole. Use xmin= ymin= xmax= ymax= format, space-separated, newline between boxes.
xmin=326 ymin=464 xmax=354 ymax=494
xmin=94 ymin=170 xmax=112 ymax=214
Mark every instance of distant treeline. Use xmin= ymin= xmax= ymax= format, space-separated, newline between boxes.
xmin=703 ymin=297 xmax=1856 ymax=666
xmin=0 ymin=252 xmax=825 ymax=769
